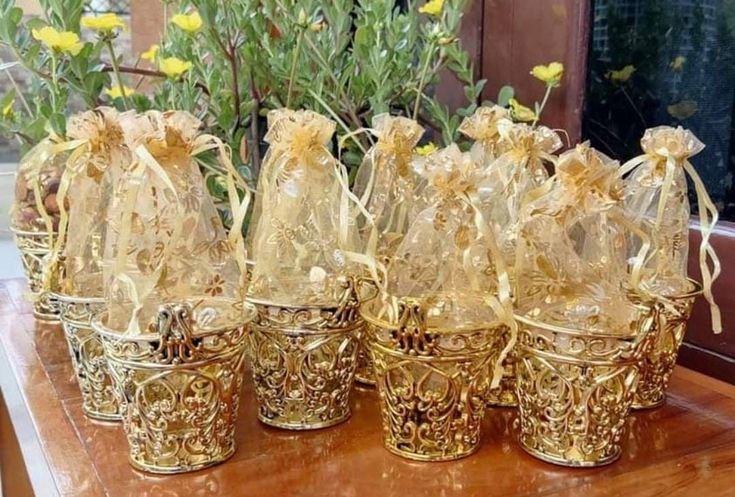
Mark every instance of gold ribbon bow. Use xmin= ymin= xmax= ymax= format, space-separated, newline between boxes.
xmin=620 ymin=126 xmax=721 ymax=333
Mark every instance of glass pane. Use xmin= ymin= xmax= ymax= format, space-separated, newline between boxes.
xmin=584 ymin=0 xmax=735 ymax=220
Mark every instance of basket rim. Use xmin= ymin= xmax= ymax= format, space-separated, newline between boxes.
xmin=9 ymin=225 xmax=56 ymax=237
xmin=359 ymin=297 xmax=507 ymax=334
xmin=513 ymin=300 xmax=653 ymax=340
xmin=50 ymin=291 xmax=104 ymax=305
xmin=92 ymin=298 xmax=256 ymax=342
xmin=245 ymin=294 xmax=343 ymax=311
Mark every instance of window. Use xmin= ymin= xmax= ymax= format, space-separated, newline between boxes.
xmin=583 ymin=0 xmax=735 ymax=220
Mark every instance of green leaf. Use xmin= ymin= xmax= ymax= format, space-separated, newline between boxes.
xmin=497 ymin=85 xmax=514 ymax=107
xmin=47 ymin=112 xmax=66 ymax=137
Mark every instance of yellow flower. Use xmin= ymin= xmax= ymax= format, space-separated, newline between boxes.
xmin=415 ymin=143 xmax=438 ymax=156
xmin=31 ymin=26 xmax=84 ymax=55
xmin=309 ymin=21 xmax=325 ymax=32
xmin=671 ymin=56 xmax=686 ymax=71
xmin=2 ymin=99 xmax=13 ymax=119
xmin=530 ymin=62 xmax=564 ymax=87
xmin=81 ymin=13 xmax=127 ymax=33
xmin=607 ymin=65 xmax=635 ymax=83
xmin=171 ymin=12 xmax=202 ymax=33
xmin=419 ymin=0 xmax=444 ymax=16
xmin=141 ymin=44 xmax=159 ymax=62
xmin=509 ymin=98 xmax=536 ymax=122
xmin=159 ymin=57 xmax=193 ymax=79
xmin=105 ymin=86 xmax=136 ymax=99
xmin=438 ymin=36 xmax=456 ymax=45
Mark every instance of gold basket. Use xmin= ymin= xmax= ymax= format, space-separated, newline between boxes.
xmin=10 ymin=227 xmax=59 ymax=321
xmin=514 ymin=302 xmax=656 ymax=467
xmin=53 ymin=293 xmax=121 ymax=421
xmin=633 ymin=279 xmax=702 ymax=410
xmin=92 ymin=299 xmax=255 ymax=474
xmin=245 ymin=278 xmax=363 ymax=430
xmin=361 ymin=297 xmax=510 ymax=462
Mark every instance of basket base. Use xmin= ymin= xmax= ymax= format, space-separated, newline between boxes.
xmin=632 ymin=396 xmax=666 ymax=410
xmin=520 ymin=441 xmax=621 ymax=468
xmin=384 ymin=441 xmax=480 ymax=462
xmin=258 ymin=410 xmax=351 ymax=431
xmin=128 ymin=445 xmax=236 ymax=475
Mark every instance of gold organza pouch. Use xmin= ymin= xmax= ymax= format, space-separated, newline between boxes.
xmin=10 ymin=134 xmax=85 ymax=235
xmin=458 ymin=105 xmax=510 ymax=165
xmin=484 ymin=119 xmax=561 ymax=269
xmin=104 ymin=111 xmax=245 ymax=334
xmin=49 ymin=108 xmax=130 ymax=297
xmin=352 ymin=114 xmax=425 ymax=256
xmin=247 ymin=109 xmax=361 ymax=305
xmin=384 ymin=144 xmax=513 ymax=330
xmin=621 ymin=126 xmax=721 ymax=332
xmin=515 ymin=142 xmax=641 ymax=330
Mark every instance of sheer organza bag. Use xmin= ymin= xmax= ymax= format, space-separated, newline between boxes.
xmin=484 ymin=119 xmax=562 ymax=272
xmin=352 ymin=114 xmax=425 ymax=257
xmin=103 ymin=110 xmax=247 ymax=334
xmin=247 ymin=108 xmax=362 ymax=305
xmin=621 ymin=126 xmax=721 ymax=332
xmin=48 ymin=107 xmax=131 ymax=297
xmin=514 ymin=142 xmax=646 ymax=330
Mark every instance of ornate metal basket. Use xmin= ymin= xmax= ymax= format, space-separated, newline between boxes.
xmin=54 ymin=293 xmax=120 ymax=421
xmin=245 ymin=278 xmax=363 ymax=430
xmin=93 ymin=299 xmax=255 ymax=474
xmin=10 ymin=227 xmax=59 ymax=321
xmin=361 ymin=297 xmax=510 ymax=462
xmin=633 ymin=279 xmax=702 ymax=410
xmin=514 ymin=302 xmax=656 ymax=467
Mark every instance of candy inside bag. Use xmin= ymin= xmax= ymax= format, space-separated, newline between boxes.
xmin=352 ymin=114 xmax=425 ymax=257
xmin=103 ymin=111 xmax=244 ymax=334
xmin=246 ymin=109 xmax=362 ymax=305
xmin=621 ymin=126 xmax=721 ymax=332
xmin=515 ymin=142 xmax=642 ymax=332
xmin=50 ymin=107 xmax=131 ymax=297
xmin=10 ymin=136 xmax=78 ymax=235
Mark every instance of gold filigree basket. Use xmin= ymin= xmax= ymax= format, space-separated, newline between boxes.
xmin=53 ymin=293 xmax=121 ymax=421
xmin=361 ymin=297 xmax=510 ymax=462
xmin=514 ymin=302 xmax=656 ymax=467
xmin=93 ymin=299 xmax=255 ymax=474
xmin=246 ymin=278 xmax=363 ymax=430
xmin=633 ymin=279 xmax=702 ymax=410
xmin=11 ymin=228 xmax=60 ymax=321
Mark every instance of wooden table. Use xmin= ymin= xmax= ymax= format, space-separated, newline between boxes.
xmin=1 ymin=277 xmax=735 ymax=497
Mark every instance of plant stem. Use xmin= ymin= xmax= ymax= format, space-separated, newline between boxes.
xmin=413 ymin=41 xmax=437 ymax=120
xmin=1 ymin=62 xmax=32 ymax=116
xmin=286 ymin=28 xmax=305 ymax=109
xmin=249 ymin=69 xmax=262 ymax=175
xmin=105 ymin=39 xmax=129 ymax=110
xmin=533 ymin=84 xmax=553 ymax=127
xmin=50 ymin=54 xmax=58 ymax=112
